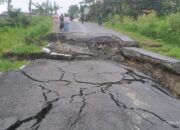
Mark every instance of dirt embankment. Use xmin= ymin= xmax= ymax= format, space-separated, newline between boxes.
xmin=124 ymin=59 xmax=180 ymax=99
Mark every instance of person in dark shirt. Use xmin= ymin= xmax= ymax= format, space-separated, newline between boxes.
xmin=59 ymin=14 xmax=64 ymax=30
xmin=98 ymin=13 xmax=103 ymax=25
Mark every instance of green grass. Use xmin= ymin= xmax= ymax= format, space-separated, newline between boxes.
xmin=10 ymin=43 xmax=45 ymax=54
xmin=0 ymin=16 xmax=53 ymax=72
xmin=145 ymin=44 xmax=180 ymax=58
xmin=0 ymin=59 xmax=28 ymax=72
xmin=104 ymin=12 xmax=180 ymax=59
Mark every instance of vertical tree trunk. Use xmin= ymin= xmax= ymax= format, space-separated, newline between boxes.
xmin=29 ymin=0 xmax=32 ymax=17
xmin=176 ymin=0 xmax=179 ymax=7
xmin=7 ymin=0 xmax=12 ymax=14
xmin=46 ymin=0 xmax=49 ymax=15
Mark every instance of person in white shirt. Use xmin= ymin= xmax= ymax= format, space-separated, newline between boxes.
xmin=64 ymin=13 xmax=70 ymax=32
xmin=52 ymin=11 xmax=59 ymax=32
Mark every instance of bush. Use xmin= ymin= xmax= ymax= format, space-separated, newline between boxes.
xmin=113 ymin=12 xmax=180 ymax=45
xmin=25 ymin=17 xmax=52 ymax=44
xmin=169 ymin=12 xmax=180 ymax=33
xmin=104 ymin=12 xmax=180 ymax=58
xmin=0 ymin=16 xmax=53 ymax=72
xmin=122 ymin=16 xmax=137 ymax=31
xmin=0 ymin=59 xmax=27 ymax=72
xmin=8 ymin=9 xmax=30 ymax=27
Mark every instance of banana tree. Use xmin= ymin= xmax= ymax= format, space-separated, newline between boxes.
xmin=48 ymin=2 xmax=60 ymax=15
xmin=53 ymin=2 xmax=60 ymax=13
xmin=33 ymin=2 xmax=47 ymax=16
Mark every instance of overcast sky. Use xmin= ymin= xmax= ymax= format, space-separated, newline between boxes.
xmin=0 ymin=0 xmax=82 ymax=14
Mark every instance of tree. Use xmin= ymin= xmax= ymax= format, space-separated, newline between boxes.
xmin=0 ymin=0 xmax=7 ymax=4
xmin=68 ymin=5 xmax=80 ymax=18
xmin=33 ymin=2 xmax=48 ymax=16
xmin=48 ymin=2 xmax=60 ymax=15
xmin=33 ymin=1 xmax=60 ymax=16
xmin=0 ymin=0 xmax=12 ymax=14
xmin=7 ymin=0 xmax=12 ymax=13
xmin=53 ymin=2 xmax=60 ymax=13
xmin=84 ymin=0 xmax=95 ymax=5
xmin=29 ymin=0 xmax=32 ymax=16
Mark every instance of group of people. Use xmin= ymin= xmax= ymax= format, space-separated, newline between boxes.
xmin=52 ymin=12 xmax=71 ymax=32
xmin=59 ymin=13 xmax=71 ymax=32
xmin=53 ymin=12 xmax=103 ymax=32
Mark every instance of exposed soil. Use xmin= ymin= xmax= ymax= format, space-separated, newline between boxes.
xmin=124 ymin=59 xmax=180 ymax=99
xmin=2 ymin=52 xmax=73 ymax=61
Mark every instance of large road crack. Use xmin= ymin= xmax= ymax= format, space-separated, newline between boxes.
xmin=121 ymin=66 xmax=174 ymax=98
xmin=5 ymin=84 xmax=64 ymax=130
xmin=72 ymin=71 xmax=179 ymax=129
xmin=7 ymin=62 xmax=177 ymax=129
xmin=108 ymin=92 xmax=179 ymax=128
xmin=6 ymin=103 xmax=52 ymax=130
xmin=5 ymin=96 xmax=61 ymax=130
xmin=68 ymin=88 xmax=87 ymax=130
xmin=6 ymin=67 xmax=71 ymax=130
xmin=70 ymin=88 xmax=86 ymax=103
xmin=73 ymin=73 xmax=145 ymax=91
xmin=20 ymin=67 xmax=71 ymax=85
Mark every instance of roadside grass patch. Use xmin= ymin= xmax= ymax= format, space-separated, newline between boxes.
xmin=0 ymin=59 xmax=28 ymax=72
xmin=104 ymin=12 xmax=180 ymax=59
xmin=10 ymin=43 xmax=44 ymax=55
xmin=0 ymin=16 xmax=53 ymax=72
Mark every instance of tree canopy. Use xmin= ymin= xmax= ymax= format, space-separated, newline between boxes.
xmin=68 ymin=4 xmax=80 ymax=18
xmin=89 ymin=0 xmax=180 ymax=18
xmin=0 ymin=0 xmax=7 ymax=4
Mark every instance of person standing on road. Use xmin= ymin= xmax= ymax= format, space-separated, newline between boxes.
xmin=81 ymin=14 xmax=84 ymax=24
xmin=98 ymin=13 xmax=103 ymax=26
xmin=52 ymin=11 xmax=59 ymax=32
xmin=59 ymin=14 xmax=64 ymax=31
xmin=64 ymin=13 xmax=70 ymax=32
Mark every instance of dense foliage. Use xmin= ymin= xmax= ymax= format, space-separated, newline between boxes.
xmin=107 ymin=12 xmax=180 ymax=44
xmin=82 ymin=0 xmax=180 ymax=58
xmin=68 ymin=5 xmax=80 ymax=18
xmin=89 ymin=0 xmax=180 ymax=19
xmin=105 ymin=12 xmax=180 ymax=58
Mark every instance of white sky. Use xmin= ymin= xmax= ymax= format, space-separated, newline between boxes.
xmin=0 ymin=0 xmax=82 ymax=14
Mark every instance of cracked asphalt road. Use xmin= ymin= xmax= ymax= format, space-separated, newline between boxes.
xmin=1 ymin=22 xmax=180 ymax=130
xmin=1 ymin=59 xmax=180 ymax=130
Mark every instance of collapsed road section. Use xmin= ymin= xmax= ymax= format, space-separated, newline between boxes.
xmin=44 ymin=32 xmax=180 ymax=98
xmin=0 ymin=32 xmax=180 ymax=130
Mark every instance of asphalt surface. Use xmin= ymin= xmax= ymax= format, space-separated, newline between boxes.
xmin=1 ymin=22 xmax=180 ymax=130
xmin=69 ymin=22 xmax=134 ymax=42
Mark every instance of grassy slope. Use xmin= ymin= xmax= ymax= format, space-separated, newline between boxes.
xmin=104 ymin=13 xmax=180 ymax=59
xmin=0 ymin=16 xmax=52 ymax=72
